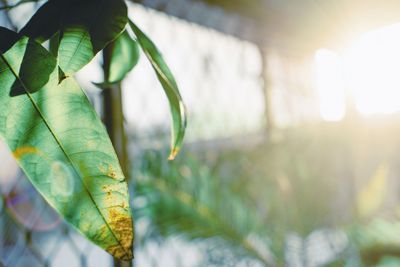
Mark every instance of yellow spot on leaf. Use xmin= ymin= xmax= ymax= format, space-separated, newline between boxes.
xmin=86 ymin=140 xmax=96 ymax=149
xmin=104 ymin=191 xmax=119 ymax=204
xmin=13 ymin=146 xmax=41 ymax=159
xmin=102 ymin=184 xmax=127 ymax=196
xmin=99 ymin=164 xmax=122 ymax=180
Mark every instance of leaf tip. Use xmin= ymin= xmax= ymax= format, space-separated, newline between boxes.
xmin=92 ymin=81 xmax=119 ymax=90
xmin=58 ymin=68 xmax=67 ymax=84
xmin=104 ymin=207 xmax=134 ymax=260
xmin=168 ymin=148 xmax=180 ymax=161
xmin=107 ymin=246 xmax=134 ymax=261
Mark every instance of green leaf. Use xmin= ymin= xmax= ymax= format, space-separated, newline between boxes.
xmin=19 ymin=0 xmax=64 ymax=43
xmin=101 ymin=30 xmax=140 ymax=86
xmin=129 ymin=20 xmax=187 ymax=160
xmin=93 ymin=30 xmax=140 ymax=89
xmin=20 ymin=0 xmax=128 ymax=75
xmin=0 ymin=28 xmax=56 ymax=96
xmin=0 ymin=27 xmax=21 ymax=51
xmin=0 ymin=28 xmax=133 ymax=260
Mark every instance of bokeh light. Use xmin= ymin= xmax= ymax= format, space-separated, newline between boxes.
xmin=4 ymin=174 xmax=61 ymax=232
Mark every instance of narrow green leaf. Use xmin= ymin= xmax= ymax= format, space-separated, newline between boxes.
xmin=20 ymin=0 xmax=128 ymax=75
xmin=129 ymin=20 xmax=187 ymax=160
xmin=106 ymin=30 xmax=140 ymax=84
xmin=93 ymin=30 xmax=140 ymax=89
xmin=0 ymin=28 xmax=134 ymax=260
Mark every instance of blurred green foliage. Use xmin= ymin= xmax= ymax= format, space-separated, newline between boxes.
xmin=132 ymin=120 xmax=400 ymax=266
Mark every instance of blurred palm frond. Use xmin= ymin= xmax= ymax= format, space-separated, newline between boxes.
xmin=133 ymin=150 xmax=276 ymax=266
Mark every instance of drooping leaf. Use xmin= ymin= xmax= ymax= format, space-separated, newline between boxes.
xmin=129 ymin=20 xmax=187 ymax=160
xmin=20 ymin=0 xmax=128 ymax=75
xmin=108 ymin=31 xmax=140 ymax=82
xmin=94 ymin=30 xmax=140 ymax=89
xmin=0 ymin=28 xmax=133 ymax=260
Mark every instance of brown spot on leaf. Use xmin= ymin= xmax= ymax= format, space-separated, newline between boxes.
xmin=104 ymin=190 xmax=120 ymax=205
xmin=107 ymin=164 xmax=118 ymax=179
xmin=99 ymin=164 xmax=123 ymax=180
xmin=105 ymin=208 xmax=134 ymax=260
xmin=107 ymin=244 xmax=133 ymax=261
xmin=102 ymin=184 xmax=127 ymax=197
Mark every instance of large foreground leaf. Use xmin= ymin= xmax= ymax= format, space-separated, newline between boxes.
xmin=0 ymin=29 xmax=133 ymax=260
xmin=20 ymin=0 xmax=128 ymax=75
xmin=129 ymin=20 xmax=186 ymax=160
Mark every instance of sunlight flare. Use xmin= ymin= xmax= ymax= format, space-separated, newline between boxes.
xmin=316 ymin=22 xmax=400 ymax=120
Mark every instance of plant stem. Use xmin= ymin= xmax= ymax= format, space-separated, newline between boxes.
xmin=102 ymin=42 xmax=133 ymax=267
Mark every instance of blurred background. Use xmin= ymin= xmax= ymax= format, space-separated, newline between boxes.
xmin=2 ymin=0 xmax=400 ymax=266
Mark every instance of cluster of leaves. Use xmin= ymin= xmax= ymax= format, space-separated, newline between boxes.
xmin=0 ymin=0 xmax=186 ymax=260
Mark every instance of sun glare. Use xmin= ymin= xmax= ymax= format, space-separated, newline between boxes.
xmin=316 ymin=22 xmax=400 ymax=121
